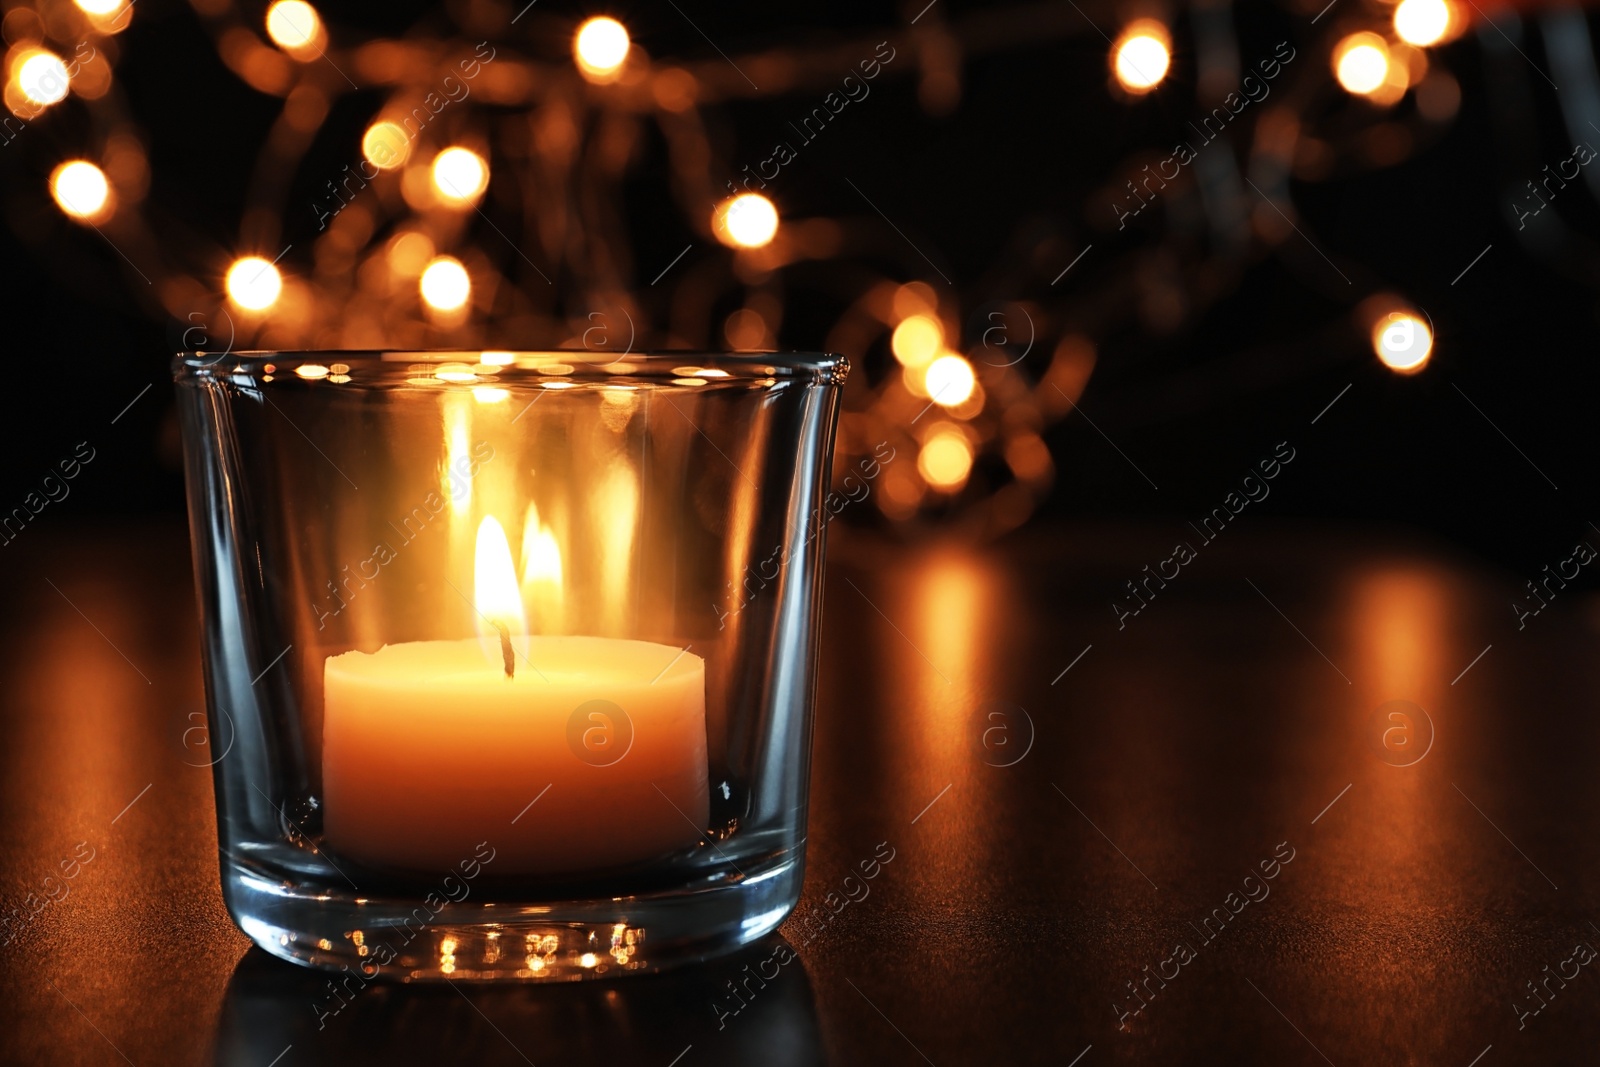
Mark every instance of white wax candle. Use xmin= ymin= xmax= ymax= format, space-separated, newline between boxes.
xmin=322 ymin=636 xmax=708 ymax=875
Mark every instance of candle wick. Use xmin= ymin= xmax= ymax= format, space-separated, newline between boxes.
xmin=494 ymin=622 xmax=514 ymax=679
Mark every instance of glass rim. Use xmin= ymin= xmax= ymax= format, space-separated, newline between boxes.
xmin=173 ymin=349 xmax=848 ymax=386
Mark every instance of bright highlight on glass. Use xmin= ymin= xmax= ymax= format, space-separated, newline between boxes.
xmin=1372 ymin=311 xmax=1432 ymax=373
xmin=924 ymin=354 xmax=976 ymax=407
xmin=892 ymin=315 xmax=943 ymax=367
xmin=574 ymin=17 xmax=631 ymax=81
xmin=919 ymin=430 xmax=974 ymax=490
xmin=1335 ymin=34 xmax=1390 ymax=96
xmin=420 ymin=255 xmax=471 ymax=311
xmin=50 ymin=161 xmax=110 ymax=219
xmin=1113 ymin=22 xmax=1171 ymax=93
xmin=432 ymin=148 xmax=488 ymax=203
xmin=1394 ymin=0 xmax=1452 ymax=47
xmin=265 ymin=1 xmax=322 ymax=53
xmin=17 ymin=51 xmax=71 ymax=106
xmin=715 ymin=193 xmax=779 ymax=249
xmin=227 ymin=257 xmax=284 ymax=311
xmin=362 ymin=121 xmax=411 ymax=170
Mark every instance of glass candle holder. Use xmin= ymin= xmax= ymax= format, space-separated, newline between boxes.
xmin=174 ymin=350 xmax=847 ymax=981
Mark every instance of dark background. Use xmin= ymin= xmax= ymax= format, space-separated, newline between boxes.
xmin=1 ymin=0 xmax=1595 ymax=575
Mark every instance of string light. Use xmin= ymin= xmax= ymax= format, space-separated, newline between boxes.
xmin=1334 ymin=34 xmax=1390 ymax=96
xmin=715 ymin=193 xmax=779 ymax=248
xmin=420 ymin=256 xmax=471 ymax=311
xmin=892 ymin=315 xmax=943 ymax=367
xmin=8 ymin=2 xmax=1489 ymax=536
xmin=1394 ymin=0 xmax=1452 ymax=47
xmin=574 ymin=17 xmax=630 ymax=82
xmin=1113 ymin=22 xmax=1171 ymax=93
xmin=432 ymin=148 xmax=488 ymax=204
xmin=1372 ymin=311 xmax=1432 ymax=373
xmin=924 ymin=354 xmax=976 ymax=407
xmin=918 ymin=430 xmax=974 ymax=490
xmin=265 ymin=1 xmax=323 ymax=55
xmin=50 ymin=161 xmax=110 ymax=219
xmin=362 ymin=121 xmax=410 ymax=170
xmin=16 ymin=51 xmax=70 ymax=106
xmin=226 ymin=257 xmax=284 ymax=311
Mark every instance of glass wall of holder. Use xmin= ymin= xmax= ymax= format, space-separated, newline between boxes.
xmin=174 ymin=350 xmax=848 ymax=981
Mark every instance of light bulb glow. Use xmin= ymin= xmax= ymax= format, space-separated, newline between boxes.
xmin=362 ymin=121 xmax=411 ymax=170
xmin=1335 ymin=34 xmax=1390 ymax=96
xmin=918 ymin=432 xmax=974 ymax=490
xmin=924 ymin=354 xmax=976 ymax=408
xmin=1113 ymin=23 xmax=1171 ymax=92
xmin=226 ymin=256 xmax=284 ymax=311
xmin=715 ymin=193 xmax=779 ymax=249
xmin=265 ymin=1 xmax=322 ymax=52
xmin=892 ymin=315 xmax=943 ymax=367
xmin=420 ymin=256 xmax=471 ymax=311
xmin=575 ymin=17 xmax=630 ymax=80
xmin=1395 ymin=0 xmax=1451 ymax=46
xmin=1372 ymin=311 xmax=1432 ymax=373
xmin=17 ymin=51 xmax=71 ymax=106
xmin=50 ymin=161 xmax=110 ymax=219
xmin=432 ymin=147 xmax=488 ymax=203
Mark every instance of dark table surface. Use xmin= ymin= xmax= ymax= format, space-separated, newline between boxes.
xmin=2 ymin=517 xmax=1598 ymax=1066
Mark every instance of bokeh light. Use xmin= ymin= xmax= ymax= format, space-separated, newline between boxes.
xmin=73 ymin=0 xmax=127 ymax=13
xmin=265 ymin=1 xmax=322 ymax=54
xmin=715 ymin=193 xmax=779 ymax=248
xmin=226 ymin=256 xmax=284 ymax=311
xmin=1372 ymin=311 xmax=1432 ymax=373
xmin=919 ymin=430 xmax=974 ymax=490
xmin=1335 ymin=34 xmax=1390 ymax=96
xmin=17 ymin=51 xmax=71 ymax=106
xmin=362 ymin=121 xmax=411 ymax=170
xmin=387 ymin=231 xmax=435 ymax=276
xmin=50 ymin=161 xmax=110 ymax=220
xmin=924 ymin=354 xmax=976 ymax=407
xmin=574 ymin=17 xmax=630 ymax=81
xmin=432 ymin=147 xmax=488 ymax=203
xmin=1113 ymin=23 xmax=1171 ymax=93
xmin=420 ymin=255 xmax=471 ymax=311
xmin=892 ymin=314 xmax=943 ymax=367
xmin=1395 ymin=0 xmax=1452 ymax=47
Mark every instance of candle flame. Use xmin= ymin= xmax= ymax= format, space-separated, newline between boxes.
xmin=474 ymin=516 xmax=526 ymax=643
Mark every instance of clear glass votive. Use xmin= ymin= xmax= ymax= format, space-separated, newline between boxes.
xmin=174 ymin=350 xmax=847 ymax=981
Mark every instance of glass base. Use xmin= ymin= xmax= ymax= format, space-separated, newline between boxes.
xmin=224 ymin=852 xmax=802 ymax=982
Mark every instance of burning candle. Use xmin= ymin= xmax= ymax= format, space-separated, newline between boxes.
xmin=321 ymin=516 xmax=710 ymax=876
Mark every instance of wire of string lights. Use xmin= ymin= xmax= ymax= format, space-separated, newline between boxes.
xmin=5 ymin=0 xmax=1485 ymax=536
